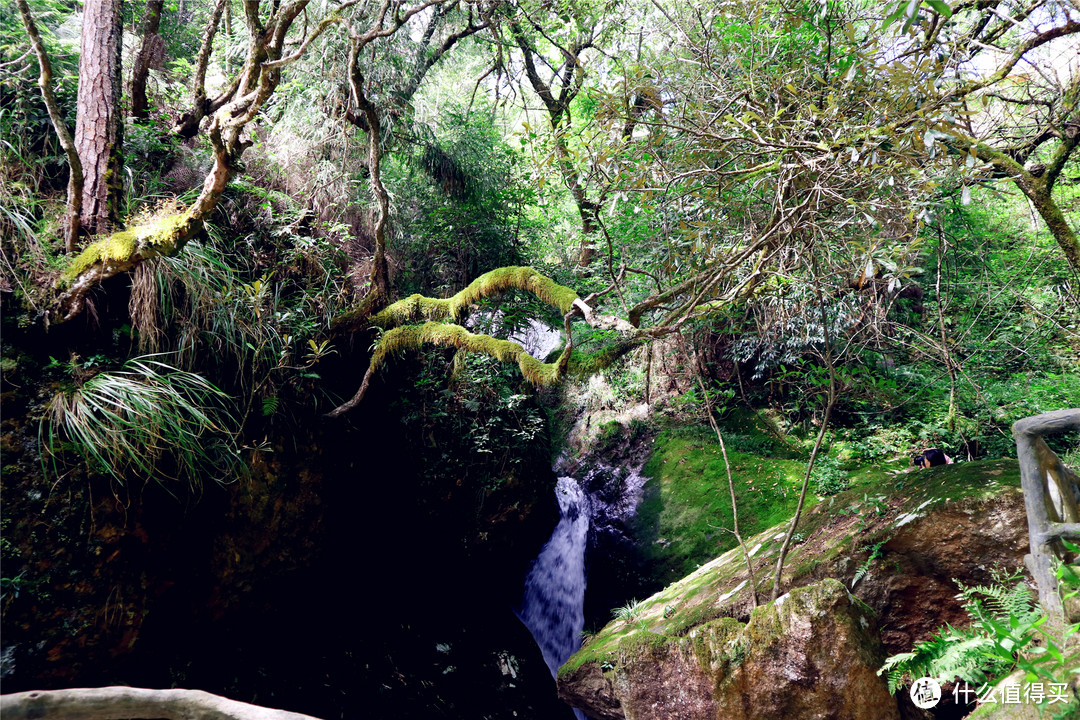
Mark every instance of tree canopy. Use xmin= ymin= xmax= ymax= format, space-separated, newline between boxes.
xmin=2 ymin=0 xmax=1077 ymax=415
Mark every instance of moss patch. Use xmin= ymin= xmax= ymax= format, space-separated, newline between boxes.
xmin=636 ymin=426 xmax=809 ymax=585
xmin=563 ymin=457 xmax=1025 ymax=681
xmin=60 ymin=212 xmax=192 ymax=285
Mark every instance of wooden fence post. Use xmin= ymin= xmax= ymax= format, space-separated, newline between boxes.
xmin=1012 ymin=408 xmax=1080 ymax=621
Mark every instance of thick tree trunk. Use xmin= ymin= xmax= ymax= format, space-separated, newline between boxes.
xmin=131 ymin=0 xmax=165 ymax=120
xmin=0 ymin=687 xmax=320 ymax=720
xmin=75 ymin=0 xmax=125 ymax=235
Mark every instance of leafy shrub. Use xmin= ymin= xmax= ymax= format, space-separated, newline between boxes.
xmin=879 ymin=566 xmax=1078 ymax=716
xmin=811 ymin=456 xmax=850 ymax=496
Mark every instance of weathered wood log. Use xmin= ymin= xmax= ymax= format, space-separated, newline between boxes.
xmin=0 ymin=687 xmax=322 ymax=720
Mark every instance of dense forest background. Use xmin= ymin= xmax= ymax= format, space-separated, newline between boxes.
xmin=2 ymin=0 xmax=1076 ymax=472
xmin=0 ymin=0 xmax=1078 ymax=717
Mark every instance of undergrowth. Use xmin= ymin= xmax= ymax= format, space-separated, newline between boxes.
xmin=40 ymin=355 xmax=241 ymax=490
xmin=880 ymin=563 xmax=1080 ymax=717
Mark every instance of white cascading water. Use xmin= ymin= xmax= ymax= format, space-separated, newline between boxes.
xmin=517 ymin=477 xmax=589 ymax=720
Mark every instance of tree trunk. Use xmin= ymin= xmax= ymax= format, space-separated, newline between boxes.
xmin=968 ymin=137 xmax=1080 ymax=275
xmin=75 ymin=0 xmax=125 ymax=235
xmin=16 ymin=0 xmax=83 ymax=252
xmin=131 ymin=0 xmax=165 ymax=120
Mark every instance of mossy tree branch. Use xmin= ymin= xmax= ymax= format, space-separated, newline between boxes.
xmin=959 ymin=133 xmax=1080 ymax=274
xmin=334 ymin=266 xmax=582 ymax=334
xmin=51 ymin=0 xmax=464 ymax=325
xmin=326 ymin=265 xmax=645 ymax=416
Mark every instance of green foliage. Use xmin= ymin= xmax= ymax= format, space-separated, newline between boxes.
xmin=124 ymin=190 xmax=353 ymax=426
xmin=389 ymin=108 xmax=532 ymax=296
xmin=391 ymin=348 xmax=550 ymax=491
xmin=879 ymin=568 xmax=1077 ymax=700
xmin=0 ymin=0 xmax=78 ymax=190
xmin=811 ymin=456 xmax=850 ymax=496
xmin=850 ymin=539 xmax=887 ymax=589
xmin=40 ymin=355 xmax=241 ymax=490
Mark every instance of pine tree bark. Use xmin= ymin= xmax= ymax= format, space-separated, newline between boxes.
xmin=75 ymin=0 xmax=125 ymax=235
xmin=131 ymin=0 xmax=165 ymax=120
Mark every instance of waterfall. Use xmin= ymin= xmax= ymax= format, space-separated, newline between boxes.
xmin=517 ymin=477 xmax=589 ymax=720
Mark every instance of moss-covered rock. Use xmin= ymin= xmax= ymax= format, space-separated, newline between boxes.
xmin=558 ymin=579 xmax=898 ymax=720
xmin=559 ymin=460 xmax=1033 ymax=719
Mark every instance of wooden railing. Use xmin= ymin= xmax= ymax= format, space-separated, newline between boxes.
xmin=1013 ymin=408 xmax=1080 ymax=621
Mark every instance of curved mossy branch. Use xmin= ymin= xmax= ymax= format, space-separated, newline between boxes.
xmin=957 ymin=132 xmax=1080 ymax=274
xmin=326 ymin=320 xmax=646 ymax=417
xmin=326 ymin=321 xmax=574 ymax=417
xmin=326 ymin=265 xmax=645 ymax=415
xmin=332 ymin=265 xmax=583 ymax=334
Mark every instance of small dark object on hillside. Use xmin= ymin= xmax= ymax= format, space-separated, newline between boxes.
xmin=912 ymin=448 xmax=953 ymax=469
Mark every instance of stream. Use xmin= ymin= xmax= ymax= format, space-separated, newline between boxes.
xmin=517 ymin=477 xmax=590 ymax=720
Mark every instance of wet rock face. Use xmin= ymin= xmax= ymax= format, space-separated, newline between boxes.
xmin=560 ymin=579 xmax=898 ymax=720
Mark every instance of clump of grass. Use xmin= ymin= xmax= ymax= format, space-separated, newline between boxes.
xmin=612 ymin=598 xmax=646 ymax=623
xmin=41 ymin=355 xmax=241 ymax=490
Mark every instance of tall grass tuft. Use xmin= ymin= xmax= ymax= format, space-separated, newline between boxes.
xmin=41 ymin=355 xmax=242 ymax=489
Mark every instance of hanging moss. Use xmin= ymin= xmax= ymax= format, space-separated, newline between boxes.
xmin=369 ymin=266 xmax=582 ymax=330
xmin=373 ymin=321 xmax=571 ymax=385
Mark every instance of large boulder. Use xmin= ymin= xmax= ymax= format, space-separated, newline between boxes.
xmin=559 ymin=579 xmax=898 ymax=720
xmin=559 ymin=461 xmax=1034 ymax=720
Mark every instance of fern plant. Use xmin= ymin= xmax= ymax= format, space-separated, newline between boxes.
xmin=878 ymin=569 xmax=1066 ymax=696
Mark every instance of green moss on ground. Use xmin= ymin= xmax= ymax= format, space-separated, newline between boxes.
xmin=634 ymin=414 xmax=1023 ymax=588
xmin=636 ymin=426 xmax=809 ymax=585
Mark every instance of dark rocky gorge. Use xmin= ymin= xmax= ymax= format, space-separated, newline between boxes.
xmin=0 ymin=343 xmax=571 ymax=719
xmin=0 ymin=331 xmax=1046 ymax=720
